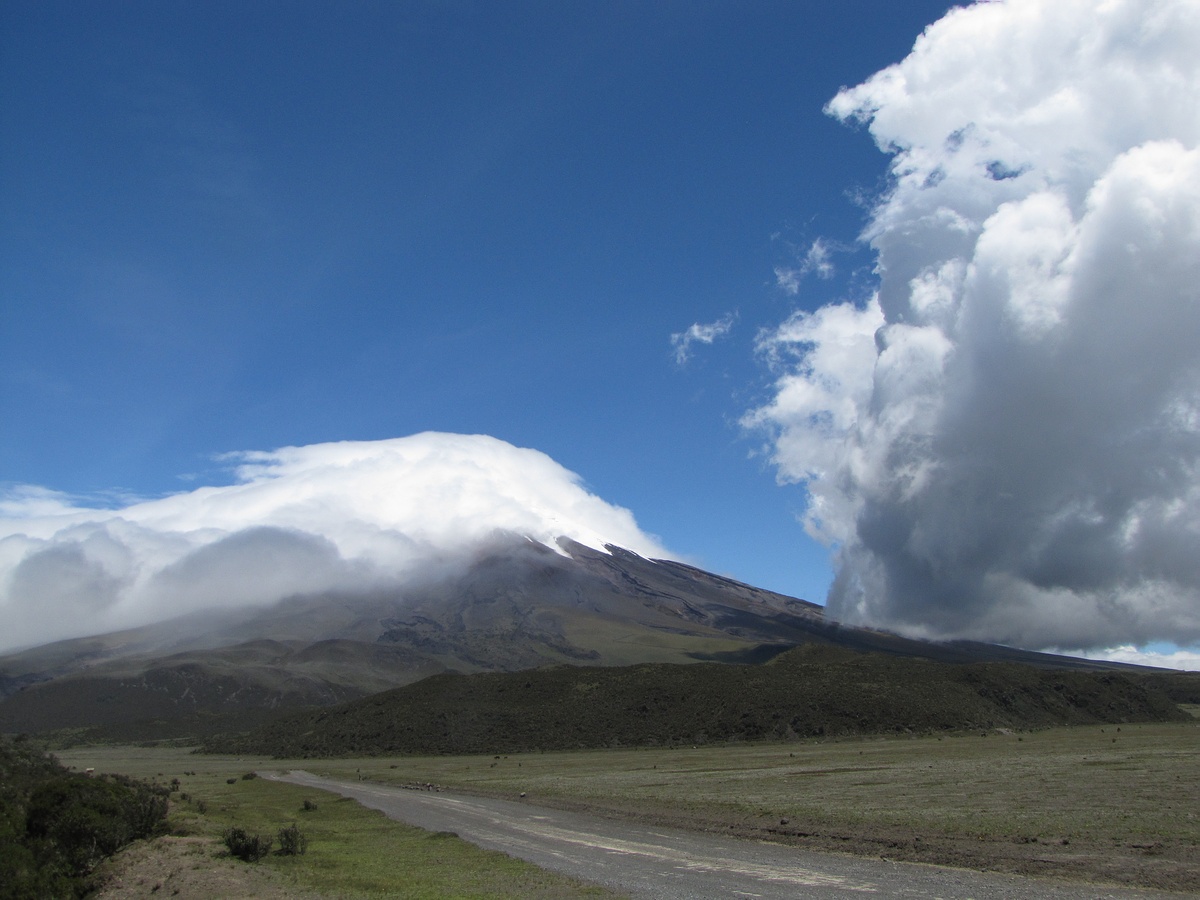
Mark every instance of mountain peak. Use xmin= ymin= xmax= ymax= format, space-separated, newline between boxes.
xmin=0 ymin=434 xmax=670 ymax=653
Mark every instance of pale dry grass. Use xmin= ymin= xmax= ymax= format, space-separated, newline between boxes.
xmin=282 ymin=723 xmax=1200 ymax=845
xmin=60 ymin=722 xmax=1200 ymax=891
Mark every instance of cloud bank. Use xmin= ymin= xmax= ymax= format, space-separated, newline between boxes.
xmin=0 ymin=433 xmax=669 ymax=653
xmin=746 ymin=0 xmax=1200 ymax=650
xmin=1073 ymin=645 xmax=1200 ymax=672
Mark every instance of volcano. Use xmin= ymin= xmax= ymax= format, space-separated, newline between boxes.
xmin=0 ymin=533 xmax=1154 ymax=740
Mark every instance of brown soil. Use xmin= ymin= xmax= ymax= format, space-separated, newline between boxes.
xmin=88 ymin=835 xmax=323 ymax=900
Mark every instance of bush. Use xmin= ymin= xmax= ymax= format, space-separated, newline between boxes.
xmin=25 ymin=774 xmax=168 ymax=875
xmin=277 ymin=822 xmax=308 ymax=856
xmin=0 ymin=737 xmax=168 ymax=897
xmin=301 ymin=799 xmax=318 ymax=812
xmin=222 ymin=826 xmax=273 ymax=862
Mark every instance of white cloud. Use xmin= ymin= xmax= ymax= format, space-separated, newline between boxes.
xmin=746 ymin=0 xmax=1200 ymax=650
xmin=0 ymin=433 xmax=670 ymax=653
xmin=774 ymin=267 xmax=802 ymax=296
xmin=774 ymin=238 xmax=837 ymax=295
xmin=670 ymin=314 xmax=735 ymax=365
xmin=1067 ymin=645 xmax=1200 ymax=672
xmin=805 ymin=239 xmax=834 ymax=279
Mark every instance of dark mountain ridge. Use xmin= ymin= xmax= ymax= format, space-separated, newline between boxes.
xmin=206 ymin=644 xmax=1191 ymax=758
xmin=0 ymin=534 xmax=1177 ymax=741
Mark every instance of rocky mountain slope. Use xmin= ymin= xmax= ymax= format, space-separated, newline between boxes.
xmin=0 ymin=535 xmax=1164 ymax=740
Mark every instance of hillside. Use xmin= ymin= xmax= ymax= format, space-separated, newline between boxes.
xmin=4 ymin=535 xmax=1152 ymax=742
xmin=204 ymin=645 xmax=1190 ymax=757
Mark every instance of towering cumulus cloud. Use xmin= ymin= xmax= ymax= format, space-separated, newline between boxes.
xmin=0 ymin=434 xmax=668 ymax=652
xmin=746 ymin=0 xmax=1200 ymax=650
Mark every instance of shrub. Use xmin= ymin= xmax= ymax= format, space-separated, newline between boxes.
xmin=0 ymin=737 xmax=168 ymax=897
xmin=25 ymin=774 xmax=169 ymax=875
xmin=277 ymin=822 xmax=308 ymax=856
xmin=240 ymin=772 xmax=258 ymax=781
xmin=222 ymin=826 xmax=273 ymax=862
xmin=302 ymin=798 xmax=318 ymax=812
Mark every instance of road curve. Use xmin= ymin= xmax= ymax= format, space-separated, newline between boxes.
xmin=265 ymin=771 xmax=1178 ymax=900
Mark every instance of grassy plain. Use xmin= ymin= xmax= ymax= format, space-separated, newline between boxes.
xmin=56 ymin=746 xmax=619 ymax=899
xmin=61 ymin=722 xmax=1199 ymax=893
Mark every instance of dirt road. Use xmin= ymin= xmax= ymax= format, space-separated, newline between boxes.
xmin=267 ymin=771 xmax=1184 ymax=900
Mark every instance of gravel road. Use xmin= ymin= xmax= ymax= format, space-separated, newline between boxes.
xmin=266 ymin=771 xmax=1185 ymax=900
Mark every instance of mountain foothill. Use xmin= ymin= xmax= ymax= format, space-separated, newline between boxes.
xmin=1 ymin=535 xmax=1195 ymax=752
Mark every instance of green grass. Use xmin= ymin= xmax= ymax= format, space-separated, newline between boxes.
xmin=55 ymin=746 xmax=619 ymax=899
xmin=276 ymin=722 xmax=1200 ymax=846
xmin=58 ymin=722 xmax=1200 ymax=892
xmin=64 ymin=723 xmax=1200 ymax=845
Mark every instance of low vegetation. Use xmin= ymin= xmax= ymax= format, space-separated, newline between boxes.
xmin=0 ymin=736 xmax=168 ymax=899
xmin=60 ymin=722 xmax=1200 ymax=894
xmin=358 ymin=721 xmax=1200 ymax=892
xmin=55 ymin=746 xmax=620 ymax=899
xmin=276 ymin=821 xmax=308 ymax=856
xmin=204 ymin=645 xmax=1189 ymax=757
xmin=222 ymin=824 xmax=274 ymax=861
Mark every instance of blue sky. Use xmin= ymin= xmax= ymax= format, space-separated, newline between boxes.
xmin=1 ymin=1 xmax=952 ymax=603
xmin=4 ymin=0 xmax=1199 ymax=668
